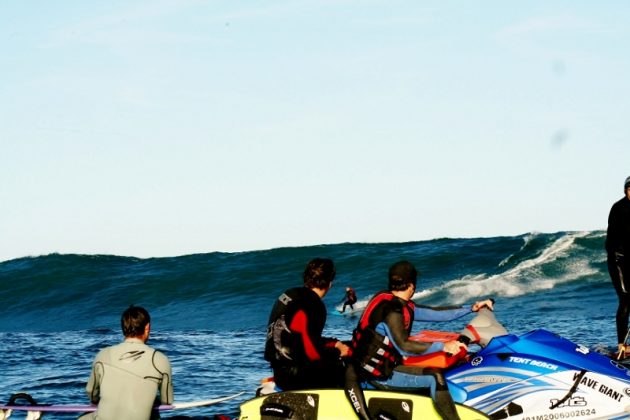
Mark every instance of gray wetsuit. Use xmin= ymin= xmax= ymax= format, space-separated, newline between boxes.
xmin=83 ymin=338 xmax=173 ymax=420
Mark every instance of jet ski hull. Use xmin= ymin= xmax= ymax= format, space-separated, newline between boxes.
xmin=446 ymin=329 xmax=630 ymax=419
xmin=239 ymin=389 xmax=488 ymax=419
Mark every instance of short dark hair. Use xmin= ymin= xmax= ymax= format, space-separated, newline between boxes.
xmin=388 ymin=261 xmax=418 ymax=291
xmin=303 ymin=258 xmax=336 ymax=289
xmin=121 ymin=305 xmax=150 ymax=337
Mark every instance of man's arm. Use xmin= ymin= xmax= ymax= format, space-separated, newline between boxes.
xmin=414 ymin=304 xmax=472 ymax=322
xmin=380 ymin=311 xmax=442 ymax=355
xmin=86 ymin=358 xmax=103 ymax=404
xmin=289 ymin=310 xmax=344 ymax=361
xmin=607 ymin=204 xmax=620 ymax=254
xmin=414 ymin=299 xmax=494 ymax=322
xmin=154 ymin=351 xmax=173 ymax=404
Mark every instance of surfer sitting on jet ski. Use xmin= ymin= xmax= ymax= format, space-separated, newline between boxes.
xmin=345 ymin=260 xmax=493 ymax=420
xmin=264 ymin=258 xmax=351 ymax=391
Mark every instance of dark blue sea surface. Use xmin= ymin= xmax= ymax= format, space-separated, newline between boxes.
xmin=0 ymin=231 xmax=615 ymax=418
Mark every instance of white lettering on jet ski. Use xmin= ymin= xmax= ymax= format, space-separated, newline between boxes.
xmin=265 ymin=407 xmax=284 ymax=414
xmin=465 ymin=375 xmax=517 ymax=383
xmin=530 ymin=360 xmax=558 ymax=370
xmin=548 ymin=396 xmax=587 ymax=408
xmin=401 ymin=401 xmax=410 ymax=413
xmin=575 ymin=345 xmax=589 ymax=355
xmin=508 ymin=357 xmax=558 ymax=370
xmin=346 ymin=388 xmax=361 ymax=413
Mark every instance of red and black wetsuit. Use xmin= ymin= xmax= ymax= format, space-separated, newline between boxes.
xmin=342 ymin=288 xmax=358 ymax=312
xmin=264 ymin=287 xmax=343 ymax=390
xmin=346 ymin=291 xmax=467 ymax=420
xmin=351 ymin=291 xmax=436 ymax=379
xmin=606 ymin=195 xmax=630 ymax=343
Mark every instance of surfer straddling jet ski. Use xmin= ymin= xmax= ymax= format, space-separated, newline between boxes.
xmin=344 ymin=260 xmax=493 ymax=420
xmin=264 ymin=258 xmax=350 ymax=391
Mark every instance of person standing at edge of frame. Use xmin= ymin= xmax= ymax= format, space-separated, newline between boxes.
xmin=606 ymin=176 xmax=630 ymax=358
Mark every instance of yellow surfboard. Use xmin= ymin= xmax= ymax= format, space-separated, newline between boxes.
xmin=239 ymin=389 xmax=488 ymax=419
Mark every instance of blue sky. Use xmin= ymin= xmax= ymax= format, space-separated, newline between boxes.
xmin=1 ymin=1 xmax=629 ymax=262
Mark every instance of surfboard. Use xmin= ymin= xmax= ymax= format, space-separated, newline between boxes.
xmin=330 ymin=309 xmax=351 ymax=317
xmin=239 ymin=389 xmax=488 ymax=419
xmin=330 ymin=306 xmax=362 ymax=317
xmin=0 ymin=392 xmax=244 ymax=413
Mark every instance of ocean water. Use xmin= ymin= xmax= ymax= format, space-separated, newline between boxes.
xmin=0 ymin=231 xmax=616 ymax=418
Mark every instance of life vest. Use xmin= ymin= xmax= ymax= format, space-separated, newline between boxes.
xmin=350 ymin=291 xmax=415 ymax=379
xmin=264 ymin=287 xmax=324 ymax=366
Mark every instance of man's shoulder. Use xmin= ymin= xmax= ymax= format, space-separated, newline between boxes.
xmin=368 ymin=292 xmax=404 ymax=313
xmin=370 ymin=291 xmax=397 ymax=305
xmin=92 ymin=343 xmax=123 ymax=364
xmin=613 ymin=196 xmax=630 ymax=209
xmin=95 ymin=343 xmax=118 ymax=357
xmin=285 ymin=286 xmax=307 ymax=295
xmin=121 ymin=341 xmax=171 ymax=364
xmin=150 ymin=347 xmax=172 ymax=370
xmin=104 ymin=339 xmax=154 ymax=357
xmin=282 ymin=287 xmax=317 ymax=302
xmin=134 ymin=341 xmax=168 ymax=358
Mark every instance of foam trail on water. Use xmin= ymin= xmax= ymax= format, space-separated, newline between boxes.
xmin=498 ymin=231 xmax=539 ymax=267
xmin=334 ymin=299 xmax=369 ymax=314
xmin=417 ymin=232 xmax=596 ymax=304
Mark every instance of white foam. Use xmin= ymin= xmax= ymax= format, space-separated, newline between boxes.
xmin=421 ymin=232 xmax=597 ymax=304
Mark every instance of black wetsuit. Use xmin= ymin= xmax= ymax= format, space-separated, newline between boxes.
xmin=264 ymin=287 xmax=344 ymax=390
xmin=606 ymin=195 xmax=630 ymax=344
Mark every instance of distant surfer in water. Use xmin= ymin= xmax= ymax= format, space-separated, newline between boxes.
xmin=340 ymin=286 xmax=357 ymax=313
xmin=81 ymin=305 xmax=173 ymax=420
xmin=606 ymin=175 xmax=630 ymax=358
xmin=264 ymin=258 xmax=350 ymax=390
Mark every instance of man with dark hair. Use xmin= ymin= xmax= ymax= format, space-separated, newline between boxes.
xmin=83 ymin=306 xmax=173 ymax=420
xmin=347 ymin=261 xmax=492 ymax=420
xmin=607 ymin=176 xmax=630 ymax=357
xmin=264 ymin=258 xmax=350 ymax=390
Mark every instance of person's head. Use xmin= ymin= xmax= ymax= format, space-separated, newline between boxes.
xmin=625 ymin=176 xmax=630 ymax=196
xmin=121 ymin=305 xmax=151 ymax=339
xmin=388 ymin=260 xmax=418 ymax=292
xmin=303 ymin=258 xmax=336 ymax=290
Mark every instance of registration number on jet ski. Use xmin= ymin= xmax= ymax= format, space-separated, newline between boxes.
xmin=522 ymin=409 xmax=596 ymax=420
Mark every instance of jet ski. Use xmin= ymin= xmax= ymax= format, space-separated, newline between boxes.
xmin=239 ymin=388 xmax=488 ymax=419
xmin=241 ymin=307 xmax=630 ymax=419
xmin=446 ymin=328 xmax=630 ymax=419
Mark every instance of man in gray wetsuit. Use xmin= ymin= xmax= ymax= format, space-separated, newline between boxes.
xmin=82 ymin=305 xmax=173 ymax=420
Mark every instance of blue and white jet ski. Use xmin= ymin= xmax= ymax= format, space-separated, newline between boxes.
xmin=445 ymin=310 xmax=630 ymax=420
xmin=242 ymin=307 xmax=630 ymax=419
